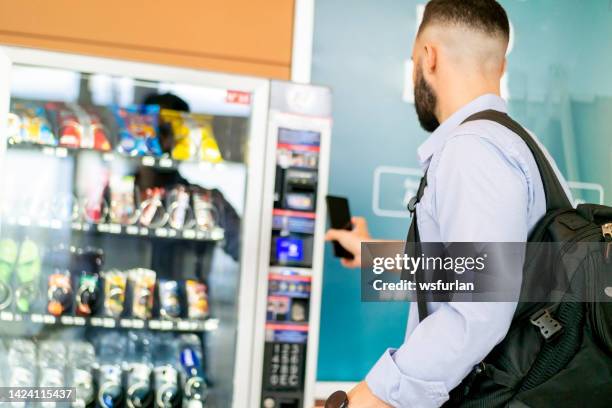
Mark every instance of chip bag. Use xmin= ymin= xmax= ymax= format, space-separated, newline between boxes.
xmin=114 ymin=105 xmax=162 ymax=157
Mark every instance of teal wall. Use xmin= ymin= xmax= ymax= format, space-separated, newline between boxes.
xmin=312 ymin=0 xmax=612 ymax=381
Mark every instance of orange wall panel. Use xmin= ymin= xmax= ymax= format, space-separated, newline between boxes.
xmin=0 ymin=0 xmax=294 ymax=79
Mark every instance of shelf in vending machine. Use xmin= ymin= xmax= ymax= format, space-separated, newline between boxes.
xmin=6 ymin=141 xmax=240 ymax=170
xmin=1 ymin=215 xmax=225 ymax=242
xmin=0 ymin=310 xmax=219 ymax=332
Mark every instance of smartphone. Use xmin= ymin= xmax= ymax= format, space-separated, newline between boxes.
xmin=325 ymin=195 xmax=354 ymax=259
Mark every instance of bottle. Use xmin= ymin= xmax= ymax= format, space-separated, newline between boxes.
xmin=38 ymin=340 xmax=67 ymax=408
xmin=96 ymin=332 xmax=126 ymax=408
xmin=68 ymin=340 xmax=96 ymax=408
xmin=178 ymin=334 xmax=208 ymax=408
xmin=125 ymin=331 xmax=153 ymax=408
xmin=7 ymin=338 xmax=37 ymax=408
xmin=153 ymin=333 xmax=180 ymax=408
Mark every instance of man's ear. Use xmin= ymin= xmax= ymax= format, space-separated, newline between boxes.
xmin=423 ymin=43 xmax=437 ymax=74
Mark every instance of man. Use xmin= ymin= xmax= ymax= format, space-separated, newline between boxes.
xmin=324 ymin=0 xmax=570 ymax=407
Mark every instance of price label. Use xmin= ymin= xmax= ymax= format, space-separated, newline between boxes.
xmin=159 ymin=158 xmax=173 ymax=168
xmin=103 ymin=318 xmax=115 ymax=328
xmin=120 ymin=319 xmax=133 ymax=328
xmin=177 ymin=321 xmax=191 ymax=331
xmin=55 ymin=147 xmax=68 ymax=158
xmin=140 ymin=228 xmax=149 ymax=236
xmin=98 ymin=224 xmax=109 ymax=232
xmin=31 ymin=314 xmax=44 ymax=323
xmin=103 ymin=153 xmax=115 ymax=162
xmin=43 ymin=315 xmax=56 ymax=324
xmin=108 ymin=224 xmax=122 ymax=234
xmin=90 ymin=317 xmax=103 ymax=327
xmin=142 ymin=156 xmax=155 ymax=167
xmin=149 ymin=320 xmax=161 ymax=330
xmin=61 ymin=316 xmax=75 ymax=325
xmin=42 ymin=147 xmax=55 ymax=156
xmin=132 ymin=319 xmax=145 ymax=329
xmin=155 ymin=228 xmax=169 ymax=238
xmin=0 ymin=312 xmax=14 ymax=321
xmin=183 ymin=230 xmax=196 ymax=240
xmin=73 ymin=316 xmax=86 ymax=326
xmin=126 ymin=225 xmax=139 ymax=235
xmin=72 ymin=222 xmax=83 ymax=231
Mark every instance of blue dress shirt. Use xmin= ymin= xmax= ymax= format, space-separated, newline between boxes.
xmin=365 ymin=94 xmax=571 ymax=407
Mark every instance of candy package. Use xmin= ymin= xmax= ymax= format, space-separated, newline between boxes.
xmin=129 ymin=268 xmax=156 ymax=319
xmin=102 ymin=269 xmax=127 ymax=317
xmin=139 ymin=187 xmax=167 ymax=228
xmin=192 ymin=189 xmax=218 ymax=232
xmin=45 ymin=101 xmax=83 ymax=148
xmin=109 ymin=175 xmax=139 ymax=225
xmin=114 ymin=105 xmax=162 ymax=157
xmin=47 ymin=270 xmax=72 ymax=316
xmin=158 ymin=279 xmax=181 ymax=319
xmin=160 ymin=109 xmax=222 ymax=162
xmin=167 ymin=185 xmax=194 ymax=230
xmin=9 ymin=101 xmax=56 ymax=145
xmin=185 ymin=279 xmax=209 ymax=319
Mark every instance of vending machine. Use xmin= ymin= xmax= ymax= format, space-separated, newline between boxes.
xmin=0 ymin=46 xmax=272 ymax=408
xmin=251 ymin=82 xmax=332 ymax=408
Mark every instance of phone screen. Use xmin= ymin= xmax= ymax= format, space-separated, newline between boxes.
xmin=325 ymin=195 xmax=354 ymax=259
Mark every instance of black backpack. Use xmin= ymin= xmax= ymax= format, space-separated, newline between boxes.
xmin=407 ymin=110 xmax=612 ymax=407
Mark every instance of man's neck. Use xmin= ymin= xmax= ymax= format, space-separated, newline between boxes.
xmin=437 ymin=86 xmax=501 ymax=124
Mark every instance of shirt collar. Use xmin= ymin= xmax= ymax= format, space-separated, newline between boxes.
xmin=417 ymin=93 xmax=507 ymax=168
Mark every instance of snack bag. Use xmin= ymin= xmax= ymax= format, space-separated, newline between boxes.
xmin=114 ymin=105 xmax=162 ymax=157
xmin=129 ymin=268 xmax=156 ymax=319
xmin=45 ymin=101 xmax=83 ymax=148
xmin=47 ymin=270 xmax=72 ymax=316
xmin=109 ymin=175 xmax=138 ymax=225
xmin=167 ymin=185 xmax=194 ymax=230
xmin=191 ymin=114 xmax=223 ymax=163
xmin=11 ymin=101 xmax=56 ymax=145
xmin=102 ymin=269 xmax=127 ymax=317
xmin=71 ymin=104 xmax=112 ymax=151
xmin=139 ymin=187 xmax=167 ymax=228
xmin=15 ymin=238 xmax=41 ymax=313
xmin=185 ymin=280 xmax=209 ymax=319
xmin=75 ymin=272 xmax=100 ymax=316
xmin=160 ymin=109 xmax=190 ymax=161
xmin=159 ymin=279 xmax=181 ymax=319
xmin=192 ymin=189 xmax=217 ymax=232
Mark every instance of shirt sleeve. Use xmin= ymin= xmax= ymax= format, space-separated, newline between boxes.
xmin=366 ymin=134 xmax=529 ymax=407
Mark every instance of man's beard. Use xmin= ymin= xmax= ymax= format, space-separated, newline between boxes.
xmin=414 ymin=65 xmax=440 ymax=132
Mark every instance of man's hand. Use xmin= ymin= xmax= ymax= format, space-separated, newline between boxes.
xmin=348 ymin=381 xmax=392 ymax=407
xmin=325 ymin=216 xmax=371 ymax=268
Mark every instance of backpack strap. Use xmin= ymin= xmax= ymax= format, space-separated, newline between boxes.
xmin=462 ymin=110 xmax=572 ymax=212
xmin=403 ymin=172 xmax=429 ymax=321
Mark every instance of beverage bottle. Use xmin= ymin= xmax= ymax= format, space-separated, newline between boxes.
xmin=38 ymin=339 xmax=67 ymax=408
xmin=125 ymin=331 xmax=153 ymax=408
xmin=7 ymin=339 xmax=37 ymax=408
xmin=177 ymin=334 xmax=208 ymax=408
xmin=152 ymin=333 xmax=180 ymax=408
xmin=68 ymin=340 xmax=96 ymax=408
xmin=96 ymin=332 xmax=126 ymax=408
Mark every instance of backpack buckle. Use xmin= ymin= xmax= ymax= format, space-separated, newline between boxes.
xmin=530 ymin=308 xmax=563 ymax=341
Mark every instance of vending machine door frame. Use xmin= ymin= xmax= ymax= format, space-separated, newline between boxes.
xmin=251 ymin=82 xmax=332 ymax=408
xmin=0 ymin=45 xmax=270 ymax=408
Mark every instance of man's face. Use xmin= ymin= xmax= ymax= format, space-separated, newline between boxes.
xmin=413 ymin=59 xmax=440 ymax=133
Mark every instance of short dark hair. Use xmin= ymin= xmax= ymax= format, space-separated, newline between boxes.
xmin=418 ymin=0 xmax=509 ymax=40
